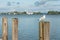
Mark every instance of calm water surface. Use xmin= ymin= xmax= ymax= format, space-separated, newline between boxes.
xmin=0 ymin=15 xmax=60 ymax=40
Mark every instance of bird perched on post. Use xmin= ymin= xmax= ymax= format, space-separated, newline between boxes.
xmin=39 ymin=15 xmax=46 ymax=21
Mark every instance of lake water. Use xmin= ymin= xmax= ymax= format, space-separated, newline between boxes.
xmin=0 ymin=15 xmax=60 ymax=40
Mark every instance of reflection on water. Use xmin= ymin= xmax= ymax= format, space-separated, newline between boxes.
xmin=0 ymin=15 xmax=60 ymax=40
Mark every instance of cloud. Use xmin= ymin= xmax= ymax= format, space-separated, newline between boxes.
xmin=0 ymin=0 xmax=60 ymax=13
xmin=34 ymin=0 xmax=47 ymax=6
xmin=30 ymin=0 xmax=60 ymax=13
xmin=7 ymin=2 xmax=11 ymax=6
xmin=17 ymin=2 xmax=20 ymax=5
xmin=34 ymin=1 xmax=40 ymax=6
xmin=39 ymin=1 xmax=60 ymax=12
xmin=45 ymin=1 xmax=60 ymax=6
xmin=34 ymin=0 xmax=60 ymax=6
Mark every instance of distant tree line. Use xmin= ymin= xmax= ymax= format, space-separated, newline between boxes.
xmin=1 ymin=11 xmax=60 ymax=15
xmin=47 ymin=11 xmax=60 ymax=15
xmin=0 ymin=11 xmax=43 ymax=15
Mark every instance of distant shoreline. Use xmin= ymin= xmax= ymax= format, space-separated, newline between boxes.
xmin=0 ymin=11 xmax=60 ymax=15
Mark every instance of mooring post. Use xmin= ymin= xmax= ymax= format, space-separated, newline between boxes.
xmin=39 ymin=21 xmax=50 ymax=40
xmin=2 ymin=17 xmax=8 ymax=40
xmin=12 ymin=18 xmax=18 ymax=40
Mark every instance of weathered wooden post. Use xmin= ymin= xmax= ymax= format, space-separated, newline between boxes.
xmin=12 ymin=18 xmax=18 ymax=40
xmin=39 ymin=21 xmax=50 ymax=40
xmin=2 ymin=17 xmax=8 ymax=40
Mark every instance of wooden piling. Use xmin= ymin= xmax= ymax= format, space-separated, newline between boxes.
xmin=2 ymin=17 xmax=8 ymax=40
xmin=12 ymin=18 xmax=18 ymax=40
xmin=39 ymin=21 xmax=50 ymax=40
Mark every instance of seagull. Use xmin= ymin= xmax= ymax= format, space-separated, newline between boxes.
xmin=39 ymin=15 xmax=46 ymax=21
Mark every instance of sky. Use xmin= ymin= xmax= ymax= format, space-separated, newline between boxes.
xmin=0 ymin=0 xmax=60 ymax=13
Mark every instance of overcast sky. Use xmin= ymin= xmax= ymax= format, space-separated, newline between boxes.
xmin=0 ymin=0 xmax=60 ymax=13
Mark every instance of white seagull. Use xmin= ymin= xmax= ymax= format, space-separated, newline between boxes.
xmin=39 ymin=15 xmax=46 ymax=21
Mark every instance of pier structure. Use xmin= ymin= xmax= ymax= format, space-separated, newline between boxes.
xmin=2 ymin=17 xmax=8 ymax=40
xmin=39 ymin=21 xmax=50 ymax=40
xmin=12 ymin=18 xmax=18 ymax=40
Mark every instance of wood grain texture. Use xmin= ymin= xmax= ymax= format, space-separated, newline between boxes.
xmin=12 ymin=18 xmax=18 ymax=40
xmin=2 ymin=17 xmax=8 ymax=40
xmin=39 ymin=21 xmax=50 ymax=40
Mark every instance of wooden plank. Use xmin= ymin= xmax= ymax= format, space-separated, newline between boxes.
xmin=39 ymin=21 xmax=50 ymax=40
xmin=2 ymin=17 xmax=8 ymax=40
xmin=44 ymin=22 xmax=50 ymax=40
xmin=12 ymin=18 xmax=18 ymax=40
xmin=39 ymin=22 xmax=43 ymax=40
